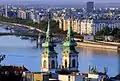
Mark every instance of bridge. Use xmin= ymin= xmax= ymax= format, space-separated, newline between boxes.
xmin=0 ymin=32 xmax=45 ymax=48
xmin=0 ymin=22 xmax=67 ymax=48
xmin=0 ymin=22 xmax=65 ymax=48
xmin=0 ymin=32 xmax=67 ymax=48
xmin=0 ymin=22 xmax=67 ymax=39
xmin=0 ymin=32 xmax=39 ymax=38
xmin=0 ymin=32 xmax=66 ymax=38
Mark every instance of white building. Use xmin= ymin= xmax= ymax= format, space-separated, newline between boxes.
xmin=88 ymin=73 xmax=109 ymax=81
xmin=58 ymin=74 xmax=85 ymax=81
xmin=93 ymin=20 xmax=120 ymax=35
xmin=59 ymin=18 xmax=120 ymax=35
xmin=80 ymin=19 xmax=93 ymax=35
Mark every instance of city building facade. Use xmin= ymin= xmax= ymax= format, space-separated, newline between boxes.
xmin=23 ymin=72 xmax=49 ymax=81
xmin=59 ymin=18 xmax=120 ymax=35
xmin=93 ymin=20 xmax=120 ymax=34
xmin=18 ymin=9 xmax=26 ymax=19
xmin=58 ymin=74 xmax=85 ymax=81
xmin=59 ymin=18 xmax=93 ymax=35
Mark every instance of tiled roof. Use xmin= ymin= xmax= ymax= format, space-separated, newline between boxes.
xmin=0 ymin=65 xmax=28 ymax=73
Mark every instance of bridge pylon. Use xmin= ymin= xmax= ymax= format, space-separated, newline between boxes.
xmin=36 ymin=34 xmax=43 ymax=48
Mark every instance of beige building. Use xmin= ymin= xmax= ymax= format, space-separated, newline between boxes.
xmin=18 ymin=9 xmax=26 ymax=19
xmin=59 ymin=18 xmax=93 ymax=35
xmin=23 ymin=72 xmax=49 ymax=81
xmin=80 ymin=19 xmax=93 ymax=35
xmin=63 ymin=19 xmax=70 ymax=31
xmin=72 ymin=19 xmax=80 ymax=34
xmin=87 ymin=73 xmax=109 ymax=81
xmin=59 ymin=19 xmax=80 ymax=33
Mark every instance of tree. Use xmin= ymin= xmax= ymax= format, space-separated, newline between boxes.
xmin=0 ymin=15 xmax=66 ymax=34
xmin=95 ymin=26 xmax=111 ymax=36
xmin=111 ymin=28 xmax=120 ymax=38
xmin=102 ymin=26 xmax=111 ymax=36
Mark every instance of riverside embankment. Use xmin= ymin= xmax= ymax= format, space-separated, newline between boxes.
xmin=77 ymin=41 xmax=120 ymax=50
xmin=1 ymin=21 xmax=120 ymax=50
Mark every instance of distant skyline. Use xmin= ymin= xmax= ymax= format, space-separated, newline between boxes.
xmin=1 ymin=0 xmax=120 ymax=5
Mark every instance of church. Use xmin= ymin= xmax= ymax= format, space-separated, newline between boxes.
xmin=39 ymin=12 xmax=110 ymax=81
xmin=41 ymin=12 xmax=79 ymax=73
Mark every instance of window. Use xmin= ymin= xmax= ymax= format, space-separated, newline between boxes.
xmin=65 ymin=60 xmax=67 ymax=68
xmin=43 ymin=60 xmax=47 ymax=68
xmin=51 ymin=60 xmax=55 ymax=68
xmin=72 ymin=59 xmax=76 ymax=68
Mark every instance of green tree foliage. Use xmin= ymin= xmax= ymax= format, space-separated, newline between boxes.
xmin=0 ymin=16 xmax=66 ymax=34
xmin=111 ymin=28 xmax=120 ymax=38
xmin=96 ymin=26 xmax=111 ymax=36
xmin=96 ymin=26 xmax=120 ymax=39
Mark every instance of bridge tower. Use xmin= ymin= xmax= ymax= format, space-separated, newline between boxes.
xmin=41 ymin=12 xmax=58 ymax=72
xmin=36 ymin=34 xmax=42 ymax=48
xmin=62 ymin=18 xmax=79 ymax=72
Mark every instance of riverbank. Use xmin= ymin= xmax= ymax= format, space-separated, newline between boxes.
xmin=77 ymin=41 xmax=120 ymax=50
xmin=1 ymin=21 xmax=120 ymax=50
xmin=0 ymin=21 xmax=45 ymax=33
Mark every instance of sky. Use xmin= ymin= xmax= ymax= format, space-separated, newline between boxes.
xmin=0 ymin=0 xmax=120 ymax=4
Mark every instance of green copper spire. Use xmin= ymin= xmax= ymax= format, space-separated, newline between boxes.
xmin=45 ymin=19 xmax=51 ymax=42
xmin=63 ymin=19 xmax=77 ymax=47
xmin=67 ymin=20 xmax=73 ymax=39
xmin=42 ymin=12 xmax=57 ymax=55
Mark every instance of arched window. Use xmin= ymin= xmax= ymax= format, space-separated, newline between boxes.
xmin=72 ymin=59 xmax=76 ymax=68
xmin=65 ymin=60 xmax=67 ymax=68
xmin=43 ymin=60 xmax=47 ymax=68
xmin=51 ymin=60 xmax=55 ymax=68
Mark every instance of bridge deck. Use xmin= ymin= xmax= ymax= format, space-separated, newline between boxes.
xmin=0 ymin=32 xmax=39 ymax=37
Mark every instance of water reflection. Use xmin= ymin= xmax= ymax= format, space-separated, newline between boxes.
xmin=118 ymin=53 xmax=120 ymax=74
xmin=0 ymin=34 xmax=119 ymax=77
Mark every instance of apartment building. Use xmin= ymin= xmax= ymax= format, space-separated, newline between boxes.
xmin=59 ymin=18 xmax=93 ymax=35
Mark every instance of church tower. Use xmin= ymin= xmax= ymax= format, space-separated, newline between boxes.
xmin=62 ymin=18 xmax=79 ymax=72
xmin=41 ymin=12 xmax=58 ymax=72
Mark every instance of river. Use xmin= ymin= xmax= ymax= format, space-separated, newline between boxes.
xmin=0 ymin=26 xmax=119 ymax=77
